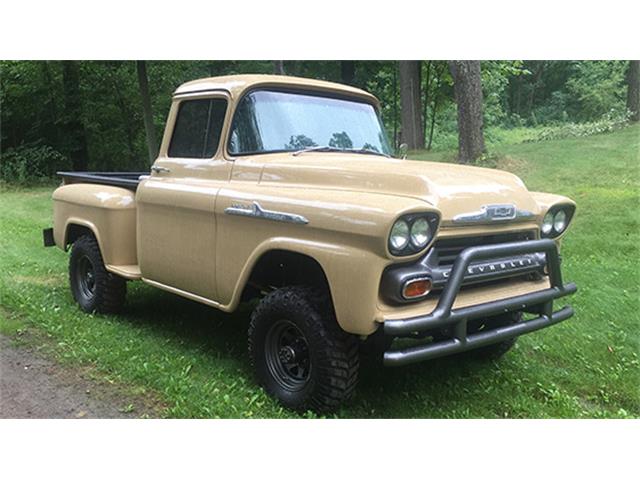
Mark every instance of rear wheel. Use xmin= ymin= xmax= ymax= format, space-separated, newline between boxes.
xmin=248 ymin=286 xmax=359 ymax=412
xmin=69 ymin=234 xmax=126 ymax=313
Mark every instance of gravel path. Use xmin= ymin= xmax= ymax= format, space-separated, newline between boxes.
xmin=0 ymin=335 xmax=153 ymax=419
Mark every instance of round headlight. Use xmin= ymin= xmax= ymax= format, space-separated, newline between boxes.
xmin=542 ymin=212 xmax=554 ymax=235
xmin=554 ymin=210 xmax=567 ymax=233
xmin=389 ymin=219 xmax=410 ymax=251
xmin=410 ymin=217 xmax=430 ymax=248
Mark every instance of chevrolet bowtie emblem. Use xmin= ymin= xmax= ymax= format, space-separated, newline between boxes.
xmin=452 ymin=204 xmax=535 ymax=224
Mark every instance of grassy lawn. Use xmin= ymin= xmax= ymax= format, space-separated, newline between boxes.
xmin=1 ymin=125 xmax=638 ymax=418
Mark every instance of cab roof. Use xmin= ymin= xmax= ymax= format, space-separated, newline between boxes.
xmin=173 ymin=74 xmax=379 ymax=107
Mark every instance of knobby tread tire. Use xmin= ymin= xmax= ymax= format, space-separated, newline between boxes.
xmin=248 ymin=286 xmax=359 ymax=412
xmin=69 ymin=234 xmax=126 ymax=313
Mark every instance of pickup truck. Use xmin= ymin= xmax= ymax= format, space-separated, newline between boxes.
xmin=44 ymin=74 xmax=577 ymax=412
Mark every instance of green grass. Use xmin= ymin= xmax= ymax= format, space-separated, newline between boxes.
xmin=1 ymin=125 xmax=639 ymax=418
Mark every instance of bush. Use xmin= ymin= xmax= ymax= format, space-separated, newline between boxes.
xmin=527 ymin=111 xmax=631 ymax=142
xmin=0 ymin=145 xmax=71 ymax=184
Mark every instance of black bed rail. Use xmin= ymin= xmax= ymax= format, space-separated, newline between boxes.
xmin=57 ymin=171 xmax=148 ymax=190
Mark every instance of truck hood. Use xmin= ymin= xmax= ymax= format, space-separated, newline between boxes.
xmin=259 ymin=154 xmax=541 ymax=223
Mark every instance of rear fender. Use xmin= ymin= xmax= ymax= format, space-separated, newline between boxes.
xmin=52 ymin=184 xmax=137 ymax=266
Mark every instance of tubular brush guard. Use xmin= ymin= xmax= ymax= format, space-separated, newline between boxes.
xmin=383 ymin=239 xmax=577 ymax=366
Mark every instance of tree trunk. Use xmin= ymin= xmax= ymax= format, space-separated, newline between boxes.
xmin=428 ymin=63 xmax=445 ymax=150
xmin=515 ymin=75 xmax=522 ymax=117
xmin=422 ymin=61 xmax=432 ymax=141
xmin=393 ymin=64 xmax=398 ymax=149
xmin=106 ymin=65 xmax=137 ymax=168
xmin=627 ymin=60 xmax=640 ymax=122
xmin=449 ymin=60 xmax=485 ymax=164
xmin=61 ymin=61 xmax=89 ymax=171
xmin=528 ymin=61 xmax=544 ymax=117
xmin=340 ymin=61 xmax=356 ymax=86
xmin=136 ymin=61 xmax=158 ymax=163
xmin=40 ymin=61 xmax=60 ymax=148
xmin=399 ymin=61 xmax=424 ymax=150
xmin=273 ymin=61 xmax=285 ymax=75
xmin=427 ymin=95 xmax=438 ymax=151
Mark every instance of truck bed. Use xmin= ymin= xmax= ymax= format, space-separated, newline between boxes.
xmin=57 ymin=171 xmax=148 ymax=190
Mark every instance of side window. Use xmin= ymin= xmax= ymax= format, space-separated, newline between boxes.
xmin=168 ymin=98 xmax=227 ymax=158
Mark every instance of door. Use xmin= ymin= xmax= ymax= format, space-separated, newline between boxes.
xmin=137 ymin=94 xmax=231 ymax=301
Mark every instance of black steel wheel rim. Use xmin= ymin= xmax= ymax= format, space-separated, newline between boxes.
xmin=265 ymin=320 xmax=311 ymax=392
xmin=77 ymin=255 xmax=96 ymax=300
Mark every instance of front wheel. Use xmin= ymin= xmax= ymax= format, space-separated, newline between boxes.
xmin=248 ymin=286 xmax=359 ymax=412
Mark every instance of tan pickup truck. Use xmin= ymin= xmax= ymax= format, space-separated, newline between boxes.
xmin=44 ymin=74 xmax=577 ymax=411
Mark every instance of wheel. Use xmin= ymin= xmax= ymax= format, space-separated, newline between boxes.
xmin=248 ymin=286 xmax=359 ymax=412
xmin=69 ymin=234 xmax=126 ymax=313
xmin=465 ymin=312 xmax=522 ymax=360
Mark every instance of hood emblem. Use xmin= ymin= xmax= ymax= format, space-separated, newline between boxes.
xmin=453 ymin=204 xmax=534 ymax=224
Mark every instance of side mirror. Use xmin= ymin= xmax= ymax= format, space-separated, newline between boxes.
xmin=398 ymin=143 xmax=408 ymax=160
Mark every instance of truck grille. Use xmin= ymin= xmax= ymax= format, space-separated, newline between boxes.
xmin=433 ymin=231 xmax=537 ymax=266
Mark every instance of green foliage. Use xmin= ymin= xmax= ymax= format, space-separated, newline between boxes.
xmin=565 ymin=61 xmax=629 ymax=121
xmin=0 ymin=61 xmax=64 ymax=152
xmin=506 ymin=60 xmax=630 ymax=126
xmin=529 ymin=110 xmax=631 ymax=142
xmin=363 ymin=62 xmax=400 ymax=144
xmin=0 ymin=144 xmax=70 ymax=184
xmin=482 ymin=60 xmax=529 ymax=126
xmin=0 ymin=60 xmax=634 ymax=182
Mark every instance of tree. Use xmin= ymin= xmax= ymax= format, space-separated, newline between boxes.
xmin=398 ymin=61 xmax=424 ymax=150
xmin=103 ymin=62 xmax=138 ymax=168
xmin=422 ymin=61 xmax=432 ymax=140
xmin=427 ymin=62 xmax=446 ymax=150
xmin=449 ymin=60 xmax=485 ymax=163
xmin=273 ymin=61 xmax=285 ymax=75
xmin=341 ymin=61 xmax=356 ymax=86
xmin=136 ymin=61 xmax=158 ymax=163
xmin=627 ymin=60 xmax=640 ymax=122
xmin=61 ymin=61 xmax=89 ymax=171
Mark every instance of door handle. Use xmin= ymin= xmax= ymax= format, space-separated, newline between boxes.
xmin=151 ymin=165 xmax=171 ymax=174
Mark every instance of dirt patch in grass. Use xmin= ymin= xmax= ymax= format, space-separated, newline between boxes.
xmin=0 ymin=327 xmax=168 ymax=418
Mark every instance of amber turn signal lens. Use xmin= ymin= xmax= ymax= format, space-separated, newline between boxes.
xmin=402 ymin=278 xmax=432 ymax=299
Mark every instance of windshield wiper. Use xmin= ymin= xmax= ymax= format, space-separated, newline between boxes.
xmin=292 ymin=145 xmax=390 ymax=158
xmin=345 ymin=147 xmax=391 ymax=158
xmin=292 ymin=146 xmax=345 ymax=156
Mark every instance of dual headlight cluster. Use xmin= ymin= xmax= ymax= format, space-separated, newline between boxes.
xmin=388 ymin=213 xmax=439 ymax=256
xmin=541 ymin=205 xmax=575 ymax=238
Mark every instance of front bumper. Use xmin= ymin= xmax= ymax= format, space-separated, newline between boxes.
xmin=383 ymin=239 xmax=577 ymax=366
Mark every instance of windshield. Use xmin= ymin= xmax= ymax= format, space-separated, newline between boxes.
xmin=228 ymin=90 xmax=392 ymax=156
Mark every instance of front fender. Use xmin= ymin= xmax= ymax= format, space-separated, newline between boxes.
xmin=215 ymin=185 xmax=437 ymax=335
xmin=225 ymin=237 xmax=389 ymax=335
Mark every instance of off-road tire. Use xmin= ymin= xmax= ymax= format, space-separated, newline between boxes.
xmin=248 ymin=286 xmax=359 ymax=412
xmin=69 ymin=234 xmax=126 ymax=313
xmin=465 ymin=312 xmax=522 ymax=360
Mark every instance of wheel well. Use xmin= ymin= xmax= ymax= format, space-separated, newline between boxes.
xmin=65 ymin=224 xmax=94 ymax=248
xmin=243 ymin=250 xmax=331 ymax=300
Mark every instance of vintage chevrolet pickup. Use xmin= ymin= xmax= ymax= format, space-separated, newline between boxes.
xmin=44 ymin=74 xmax=577 ymax=411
